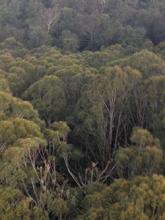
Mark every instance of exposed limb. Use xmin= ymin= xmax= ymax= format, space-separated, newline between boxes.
xmin=63 ymin=155 xmax=82 ymax=188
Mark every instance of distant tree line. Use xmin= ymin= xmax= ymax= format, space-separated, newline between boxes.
xmin=0 ymin=0 xmax=165 ymax=50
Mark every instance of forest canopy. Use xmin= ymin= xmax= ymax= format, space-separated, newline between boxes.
xmin=0 ymin=0 xmax=165 ymax=219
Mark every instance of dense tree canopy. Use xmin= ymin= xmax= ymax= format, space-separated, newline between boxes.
xmin=0 ymin=0 xmax=164 ymax=219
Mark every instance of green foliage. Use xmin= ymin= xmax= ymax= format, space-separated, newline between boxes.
xmin=24 ymin=75 xmax=66 ymax=124
xmin=78 ymin=175 xmax=165 ymax=220
xmin=109 ymin=50 xmax=165 ymax=78
xmin=0 ymin=118 xmax=43 ymax=146
xmin=0 ymin=187 xmax=31 ymax=220
xmin=145 ymin=75 xmax=165 ymax=145
xmin=0 ymin=75 xmax=10 ymax=92
xmin=0 ymin=1 xmax=164 ymax=219
xmin=115 ymin=128 xmax=163 ymax=178
xmin=0 ymin=92 xmax=41 ymax=124
xmin=74 ymin=65 xmax=141 ymax=163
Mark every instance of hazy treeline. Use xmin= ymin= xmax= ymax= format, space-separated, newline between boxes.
xmin=0 ymin=0 xmax=165 ymax=50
